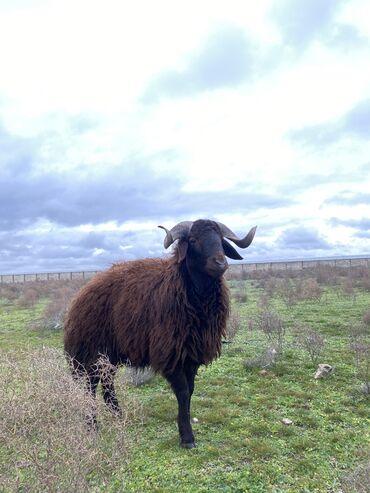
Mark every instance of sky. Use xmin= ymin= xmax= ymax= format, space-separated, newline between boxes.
xmin=0 ymin=0 xmax=370 ymax=274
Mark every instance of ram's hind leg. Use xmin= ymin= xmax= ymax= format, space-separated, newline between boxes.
xmin=70 ymin=359 xmax=100 ymax=430
xmin=100 ymin=363 xmax=121 ymax=416
xmin=86 ymin=369 xmax=100 ymax=429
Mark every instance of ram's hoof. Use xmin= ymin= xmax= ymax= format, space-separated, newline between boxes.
xmin=181 ymin=441 xmax=196 ymax=449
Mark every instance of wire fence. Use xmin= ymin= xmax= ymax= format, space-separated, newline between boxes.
xmin=1 ymin=255 xmax=370 ymax=284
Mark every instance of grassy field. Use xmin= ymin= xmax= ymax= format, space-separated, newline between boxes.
xmin=0 ymin=269 xmax=369 ymax=492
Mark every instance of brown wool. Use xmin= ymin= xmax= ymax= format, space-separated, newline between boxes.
xmin=64 ymin=251 xmax=230 ymax=375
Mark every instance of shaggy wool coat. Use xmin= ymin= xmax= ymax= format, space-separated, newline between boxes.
xmin=64 ymin=255 xmax=230 ymax=374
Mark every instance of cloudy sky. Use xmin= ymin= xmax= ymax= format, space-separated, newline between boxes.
xmin=1 ymin=0 xmax=370 ymax=274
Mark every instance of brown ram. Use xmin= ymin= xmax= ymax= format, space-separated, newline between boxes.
xmin=64 ymin=219 xmax=256 ymax=448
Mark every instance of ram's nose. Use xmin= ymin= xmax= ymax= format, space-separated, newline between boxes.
xmin=212 ymin=254 xmax=228 ymax=271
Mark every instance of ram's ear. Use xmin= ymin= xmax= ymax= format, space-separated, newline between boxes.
xmin=222 ymin=238 xmax=243 ymax=260
xmin=177 ymin=240 xmax=188 ymax=262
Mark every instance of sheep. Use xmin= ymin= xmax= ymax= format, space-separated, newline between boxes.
xmin=64 ymin=219 xmax=257 ymax=448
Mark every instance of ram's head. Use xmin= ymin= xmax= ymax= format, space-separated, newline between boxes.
xmin=159 ymin=219 xmax=257 ymax=278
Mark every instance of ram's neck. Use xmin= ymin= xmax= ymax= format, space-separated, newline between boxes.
xmin=179 ymin=262 xmax=218 ymax=299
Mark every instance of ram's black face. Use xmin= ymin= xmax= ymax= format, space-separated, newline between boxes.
xmin=159 ymin=218 xmax=256 ymax=280
xmin=179 ymin=220 xmax=241 ymax=279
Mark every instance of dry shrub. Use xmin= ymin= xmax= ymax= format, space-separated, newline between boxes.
xmin=256 ymin=309 xmax=286 ymax=354
xmin=362 ymin=308 xmax=370 ymax=327
xmin=257 ymin=292 xmax=272 ymax=311
xmin=0 ymin=283 xmax=23 ymax=302
xmin=348 ymin=322 xmax=370 ymax=395
xmin=244 ymin=346 xmax=278 ymax=369
xmin=17 ymin=285 xmax=41 ymax=308
xmin=294 ymin=323 xmax=325 ymax=365
xmin=342 ymin=459 xmax=370 ymax=493
xmin=278 ymin=278 xmax=299 ymax=308
xmin=232 ymin=281 xmax=248 ymax=303
xmin=301 ymin=278 xmax=322 ymax=301
xmin=315 ymin=265 xmax=337 ymax=286
xmin=340 ymin=278 xmax=357 ymax=301
xmin=226 ymin=309 xmax=242 ymax=341
xmin=360 ymin=276 xmax=370 ymax=292
xmin=0 ymin=347 xmax=137 ymax=492
xmin=33 ymin=279 xmax=87 ymax=330
xmin=264 ymin=277 xmax=278 ymax=298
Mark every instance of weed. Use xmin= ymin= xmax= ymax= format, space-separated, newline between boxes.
xmin=226 ymin=308 xmax=242 ymax=341
xmin=0 ymin=347 xmax=137 ymax=492
xmin=342 ymin=458 xmax=370 ymax=493
xmin=294 ymin=323 xmax=325 ymax=365
xmin=256 ymin=308 xmax=286 ymax=354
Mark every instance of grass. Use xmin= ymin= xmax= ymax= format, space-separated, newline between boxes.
xmin=1 ymin=273 xmax=369 ymax=492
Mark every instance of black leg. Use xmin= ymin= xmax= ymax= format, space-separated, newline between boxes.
xmin=86 ymin=369 xmax=100 ymax=430
xmin=165 ymin=366 xmax=196 ymax=448
xmin=185 ymin=364 xmax=198 ymax=414
xmin=101 ymin=365 xmax=121 ymax=416
xmin=70 ymin=358 xmax=100 ymax=430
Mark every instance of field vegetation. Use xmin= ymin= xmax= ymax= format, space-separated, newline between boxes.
xmin=0 ymin=265 xmax=369 ymax=492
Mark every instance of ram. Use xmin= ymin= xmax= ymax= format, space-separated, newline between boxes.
xmin=64 ymin=219 xmax=256 ymax=448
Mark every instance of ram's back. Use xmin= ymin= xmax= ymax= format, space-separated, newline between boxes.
xmin=63 ymin=257 xmax=181 ymax=370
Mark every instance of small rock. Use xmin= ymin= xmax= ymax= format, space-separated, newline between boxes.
xmin=314 ymin=363 xmax=333 ymax=379
xmin=259 ymin=369 xmax=269 ymax=376
xmin=192 ymin=417 xmax=199 ymax=423
xmin=281 ymin=418 xmax=293 ymax=425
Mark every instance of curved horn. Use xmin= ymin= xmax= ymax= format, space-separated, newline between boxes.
xmin=216 ymin=223 xmax=257 ymax=248
xmin=158 ymin=221 xmax=193 ymax=249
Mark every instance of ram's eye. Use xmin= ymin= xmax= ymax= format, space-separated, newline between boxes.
xmin=189 ymin=238 xmax=197 ymax=245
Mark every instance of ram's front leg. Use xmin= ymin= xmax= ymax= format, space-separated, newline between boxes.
xmin=165 ymin=366 xmax=196 ymax=449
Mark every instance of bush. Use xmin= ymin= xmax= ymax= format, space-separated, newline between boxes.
xmin=341 ymin=278 xmax=357 ymax=301
xmin=17 ymin=286 xmax=41 ymax=308
xmin=342 ymin=459 xmax=370 ymax=493
xmin=278 ymin=279 xmax=299 ymax=308
xmin=232 ymin=281 xmax=248 ymax=303
xmin=255 ymin=309 xmax=286 ymax=354
xmin=294 ymin=323 xmax=325 ymax=365
xmin=226 ymin=309 xmax=242 ymax=341
xmin=301 ymin=278 xmax=322 ymax=301
xmin=362 ymin=308 xmax=370 ymax=327
xmin=348 ymin=322 xmax=370 ymax=395
xmin=32 ymin=279 xmax=87 ymax=330
xmin=0 ymin=347 xmax=137 ymax=492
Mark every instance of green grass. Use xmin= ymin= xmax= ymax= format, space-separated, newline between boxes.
xmin=1 ymin=280 xmax=369 ymax=492
xmin=0 ymin=298 xmax=61 ymax=349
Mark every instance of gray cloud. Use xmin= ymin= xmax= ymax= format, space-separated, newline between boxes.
xmin=272 ymin=0 xmax=341 ymax=48
xmin=0 ymin=162 xmax=291 ymax=230
xmin=277 ymin=226 xmax=331 ymax=250
xmin=329 ymin=217 xmax=370 ymax=230
xmin=329 ymin=217 xmax=370 ymax=242
xmin=0 ymin=126 xmax=295 ymax=272
xmin=327 ymin=23 xmax=368 ymax=50
xmin=289 ymin=99 xmax=370 ymax=148
xmin=356 ymin=231 xmax=370 ymax=239
xmin=143 ymin=26 xmax=256 ymax=101
xmin=0 ymin=125 xmax=293 ymax=231
xmin=325 ymin=191 xmax=370 ymax=206
xmin=271 ymin=0 xmax=357 ymax=51
xmin=0 ymin=227 xmax=165 ymax=274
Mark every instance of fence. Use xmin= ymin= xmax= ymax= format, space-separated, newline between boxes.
xmin=0 ymin=271 xmax=99 ymax=284
xmin=227 ymin=255 xmax=370 ymax=278
xmin=1 ymin=256 xmax=370 ymax=284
